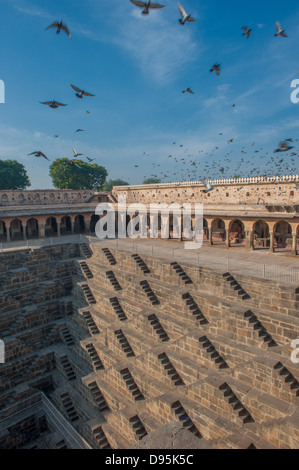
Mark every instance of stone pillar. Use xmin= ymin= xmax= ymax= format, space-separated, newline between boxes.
xmin=57 ymin=222 xmax=62 ymax=237
xmin=225 ymin=229 xmax=230 ymax=249
xmin=245 ymin=230 xmax=254 ymax=250
xmin=269 ymin=232 xmax=274 ymax=253
xmin=23 ymin=224 xmax=27 ymax=241
xmin=85 ymin=218 xmax=91 ymax=235
xmin=6 ymin=227 xmax=10 ymax=242
xmin=292 ymin=233 xmax=297 ymax=256
xmin=39 ymin=224 xmax=46 ymax=239
xmin=208 ymin=223 xmax=213 ymax=246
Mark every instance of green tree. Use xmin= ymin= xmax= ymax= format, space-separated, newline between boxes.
xmin=49 ymin=158 xmax=108 ymax=190
xmin=0 ymin=160 xmax=31 ymax=190
xmin=143 ymin=177 xmax=161 ymax=184
xmin=101 ymin=179 xmax=129 ymax=191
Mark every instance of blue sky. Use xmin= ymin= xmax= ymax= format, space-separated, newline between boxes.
xmin=0 ymin=0 xmax=299 ymax=188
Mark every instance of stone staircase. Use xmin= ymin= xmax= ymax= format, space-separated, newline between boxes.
xmin=81 ymin=284 xmax=96 ymax=305
xmin=223 ymin=272 xmax=250 ymax=300
xmin=181 ymin=292 xmax=209 ymax=324
xmin=106 ymin=271 xmax=122 ymax=291
xmin=109 ymin=297 xmax=127 ymax=321
xmin=170 ymin=262 xmax=193 ymax=284
xmin=82 ymin=311 xmax=100 ymax=335
xmin=157 ymin=352 xmax=184 ymax=386
xmin=198 ymin=335 xmax=229 ymax=369
xmin=244 ymin=310 xmax=277 ymax=347
xmin=87 ymin=381 xmax=109 ymax=411
xmin=171 ymin=400 xmax=201 ymax=437
xmin=102 ymin=248 xmax=117 ymax=266
xmin=120 ymin=368 xmax=144 ymax=401
xmin=219 ymin=382 xmax=254 ymax=424
xmin=131 ymin=254 xmax=150 ymax=274
xmin=85 ymin=343 xmax=104 ymax=371
xmin=114 ymin=330 xmax=135 ymax=357
xmin=147 ymin=314 xmax=169 ymax=342
xmin=140 ymin=280 xmax=160 ymax=305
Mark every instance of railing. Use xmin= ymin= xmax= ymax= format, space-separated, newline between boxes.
xmin=0 ymin=391 xmax=91 ymax=449
xmin=113 ymin=174 xmax=299 ymax=190
xmin=0 ymin=234 xmax=298 ymax=284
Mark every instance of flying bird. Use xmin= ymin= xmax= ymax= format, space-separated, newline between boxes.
xmin=72 ymin=147 xmax=83 ymax=157
xmin=71 ymin=84 xmax=95 ymax=99
xmin=75 ymin=129 xmax=84 ymax=133
xmin=182 ymin=87 xmax=194 ymax=94
xmin=45 ymin=20 xmax=72 ymax=39
xmin=129 ymin=0 xmax=165 ymax=14
xmin=202 ymin=181 xmax=214 ymax=193
xmin=274 ymin=140 xmax=294 ymax=153
xmin=177 ymin=2 xmax=195 ymax=25
xmin=65 ymin=160 xmax=81 ymax=169
xmin=210 ymin=64 xmax=221 ymax=76
xmin=241 ymin=26 xmax=252 ymax=39
xmin=40 ymin=100 xmax=67 ymax=108
xmin=28 ymin=151 xmax=50 ymax=161
xmin=274 ymin=21 xmax=287 ymax=38
xmin=86 ymin=157 xmax=94 ymax=162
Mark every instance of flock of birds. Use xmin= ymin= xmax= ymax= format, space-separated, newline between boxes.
xmin=25 ymin=1 xmax=297 ymax=191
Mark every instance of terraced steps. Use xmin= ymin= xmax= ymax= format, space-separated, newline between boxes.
xmin=82 ymin=311 xmax=100 ymax=335
xmin=120 ymin=368 xmax=145 ymax=401
xmin=87 ymin=381 xmax=109 ymax=411
xmin=140 ymin=280 xmax=160 ymax=305
xmin=109 ymin=297 xmax=127 ymax=321
xmin=170 ymin=262 xmax=193 ymax=285
xmin=244 ymin=310 xmax=277 ymax=347
xmin=274 ymin=362 xmax=299 ymax=397
xmin=198 ymin=335 xmax=229 ymax=369
xmin=92 ymin=425 xmax=111 ymax=449
xmin=80 ymin=244 xmax=92 ymax=259
xmin=85 ymin=343 xmax=104 ymax=370
xmin=102 ymin=248 xmax=117 ymax=266
xmin=223 ymin=272 xmax=250 ymax=300
xmin=181 ymin=292 xmax=209 ymax=324
xmin=114 ymin=329 xmax=135 ymax=357
xmin=79 ymin=261 xmax=93 ymax=279
xmin=157 ymin=352 xmax=184 ymax=386
xmin=132 ymin=254 xmax=151 ymax=274
xmin=81 ymin=284 xmax=96 ymax=305
xmin=171 ymin=400 xmax=201 ymax=437
xmin=148 ymin=314 xmax=169 ymax=342
xmin=58 ymin=355 xmax=76 ymax=381
xmin=59 ymin=392 xmax=79 ymax=422
xmin=129 ymin=415 xmax=148 ymax=440
xmin=106 ymin=271 xmax=122 ymax=291
xmin=60 ymin=326 xmax=75 ymax=347
xmin=219 ymin=382 xmax=254 ymax=424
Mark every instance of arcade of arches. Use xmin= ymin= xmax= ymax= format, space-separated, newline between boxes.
xmin=0 ymin=211 xmax=298 ymax=255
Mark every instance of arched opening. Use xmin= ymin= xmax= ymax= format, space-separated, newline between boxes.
xmin=60 ymin=216 xmax=72 ymax=236
xmin=211 ymin=218 xmax=226 ymax=245
xmin=273 ymin=221 xmax=292 ymax=252
xmin=10 ymin=219 xmax=23 ymax=241
xmin=26 ymin=218 xmax=39 ymax=239
xmin=0 ymin=220 xmax=7 ymax=241
xmin=90 ymin=214 xmax=100 ymax=234
xmin=229 ymin=219 xmax=245 ymax=245
xmin=74 ymin=215 xmax=85 ymax=234
xmin=45 ymin=217 xmax=57 ymax=237
xmin=253 ymin=220 xmax=270 ymax=249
